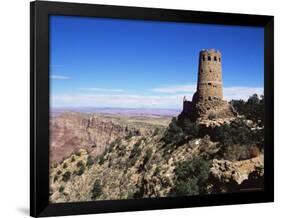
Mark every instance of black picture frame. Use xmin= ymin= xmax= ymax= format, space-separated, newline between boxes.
xmin=30 ymin=1 xmax=274 ymax=217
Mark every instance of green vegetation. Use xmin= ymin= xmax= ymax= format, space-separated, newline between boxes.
xmin=75 ymin=150 xmax=81 ymax=157
xmin=91 ymin=179 xmax=103 ymax=200
xmin=163 ymin=117 xmax=185 ymax=145
xmin=212 ymin=119 xmax=253 ymax=146
xmin=231 ymin=94 xmax=264 ymax=125
xmin=211 ymin=119 xmax=263 ymax=160
xmin=143 ymin=148 xmax=153 ymax=167
xmin=74 ymin=160 xmax=86 ymax=175
xmin=62 ymin=171 xmax=71 ymax=182
xmin=129 ymin=140 xmax=142 ymax=158
xmin=162 ymin=117 xmax=200 ymax=156
xmin=153 ymin=128 xmax=160 ymax=136
xmin=59 ymin=186 xmax=64 ymax=193
xmin=99 ymin=154 xmax=106 ymax=165
xmin=127 ymin=140 xmax=142 ymax=167
xmin=53 ymin=175 xmax=58 ymax=182
xmin=127 ymin=191 xmax=135 ymax=199
xmin=77 ymin=165 xmax=85 ymax=176
xmin=99 ymin=138 xmax=123 ymax=165
xmin=179 ymin=118 xmax=200 ymax=138
xmin=57 ymin=170 xmax=62 ymax=175
xmin=86 ymin=155 xmax=94 ymax=167
xmin=76 ymin=160 xmax=84 ymax=168
xmin=170 ymin=157 xmax=210 ymax=196
xmin=125 ymin=132 xmax=133 ymax=140
xmin=162 ymin=94 xmax=264 ymax=161
xmin=163 ymin=118 xmax=200 ymax=145
xmin=154 ymin=166 xmax=161 ymax=176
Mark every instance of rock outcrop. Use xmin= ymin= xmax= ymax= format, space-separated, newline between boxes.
xmin=210 ymin=155 xmax=264 ymax=185
xmin=50 ymin=112 xmax=166 ymax=163
xmin=49 ymin=127 xmax=264 ymax=203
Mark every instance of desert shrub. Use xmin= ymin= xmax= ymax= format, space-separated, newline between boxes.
xmin=127 ymin=142 xmax=142 ymax=167
xmin=132 ymin=189 xmax=144 ymax=199
xmin=129 ymin=140 xmax=142 ymax=158
xmin=71 ymin=156 xmax=76 ymax=162
xmin=126 ymin=139 xmax=143 ymax=167
xmin=107 ymin=144 xmax=114 ymax=153
xmin=154 ymin=166 xmax=161 ymax=176
xmin=143 ymin=148 xmax=153 ymax=167
xmin=253 ymin=128 xmax=264 ymax=149
xmin=91 ymin=179 xmax=103 ymax=200
xmin=163 ymin=117 xmax=200 ymax=146
xmin=231 ymin=94 xmax=264 ymax=125
xmin=57 ymin=170 xmax=62 ymax=175
xmin=62 ymin=171 xmax=71 ymax=182
xmin=211 ymin=119 xmax=254 ymax=146
xmin=99 ymin=138 xmax=121 ymax=165
xmin=77 ymin=165 xmax=85 ymax=176
xmin=173 ymin=178 xmax=199 ymax=196
xmin=212 ymin=119 xmax=263 ymax=160
xmin=163 ymin=117 xmax=185 ymax=144
xmin=62 ymin=163 xmax=68 ymax=169
xmin=114 ymin=137 xmax=122 ymax=146
xmin=76 ymin=160 xmax=84 ymax=168
xmin=180 ymin=118 xmax=200 ymax=138
xmin=100 ymin=145 xmax=113 ymax=163
xmin=217 ymin=144 xmax=251 ymax=161
xmin=170 ymin=157 xmax=210 ymax=196
xmin=153 ymin=128 xmax=160 ymax=136
xmin=127 ymin=191 xmax=134 ymax=199
xmin=53 ymin=175 xmax=58 ymax=183
xmin=75 ymin=150 xmax=81 ymax=156
xmin=99 ymin=154 xmax=106 ymax=165
xmin=59 ymin=186 xmax=64 ymax=193
xmin=125 ymin=132 xmax=133 ymax=140
xmin=86 ymin=155 xmax=94 ymax=167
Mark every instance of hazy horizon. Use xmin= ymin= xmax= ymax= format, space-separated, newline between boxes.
xmin=50 ymin=15 xmax=264 ymax=108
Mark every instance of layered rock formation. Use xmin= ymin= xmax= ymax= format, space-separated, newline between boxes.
xmin=50 ymin=112 xmax=168 ymax=163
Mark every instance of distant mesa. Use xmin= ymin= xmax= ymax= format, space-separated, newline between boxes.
xmin=179 ymin=49 xmax=237 ymax=124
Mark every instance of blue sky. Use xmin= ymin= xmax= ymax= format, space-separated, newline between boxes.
xmin=50 ymin=15 xmax=264 ymax=109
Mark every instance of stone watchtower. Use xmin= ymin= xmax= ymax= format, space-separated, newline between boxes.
xmin=195 ymin=49 xmax=223 ymax=102
xmin=179 ymin=49 xmax=237 ymax=123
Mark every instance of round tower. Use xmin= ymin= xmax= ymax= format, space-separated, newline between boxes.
xmin=196 ymin=49 xmax=223 ymax=102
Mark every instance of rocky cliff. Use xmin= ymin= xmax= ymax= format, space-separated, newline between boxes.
xmin=49 ymin=120 xmax=264 ymax=203
xmin=50 ymin=112 xmax=169 ymax=163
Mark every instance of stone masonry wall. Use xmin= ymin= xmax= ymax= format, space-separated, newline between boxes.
xmin=196 ymin=49 xmax=223 ymax=102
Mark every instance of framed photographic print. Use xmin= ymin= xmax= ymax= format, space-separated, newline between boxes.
xmin=30 ymin=1 xmax=274 ymax=217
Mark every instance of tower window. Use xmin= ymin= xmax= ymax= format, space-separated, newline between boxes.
xmin=208 ymin=56 xmax=211 ymax=61
xmin=202 ymin=56 xmax=206 ymax=61
xmin=214 ymin=56 xmax=217 ymax=61
xmin=219 ymin=58 xmax=221 ymax=62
